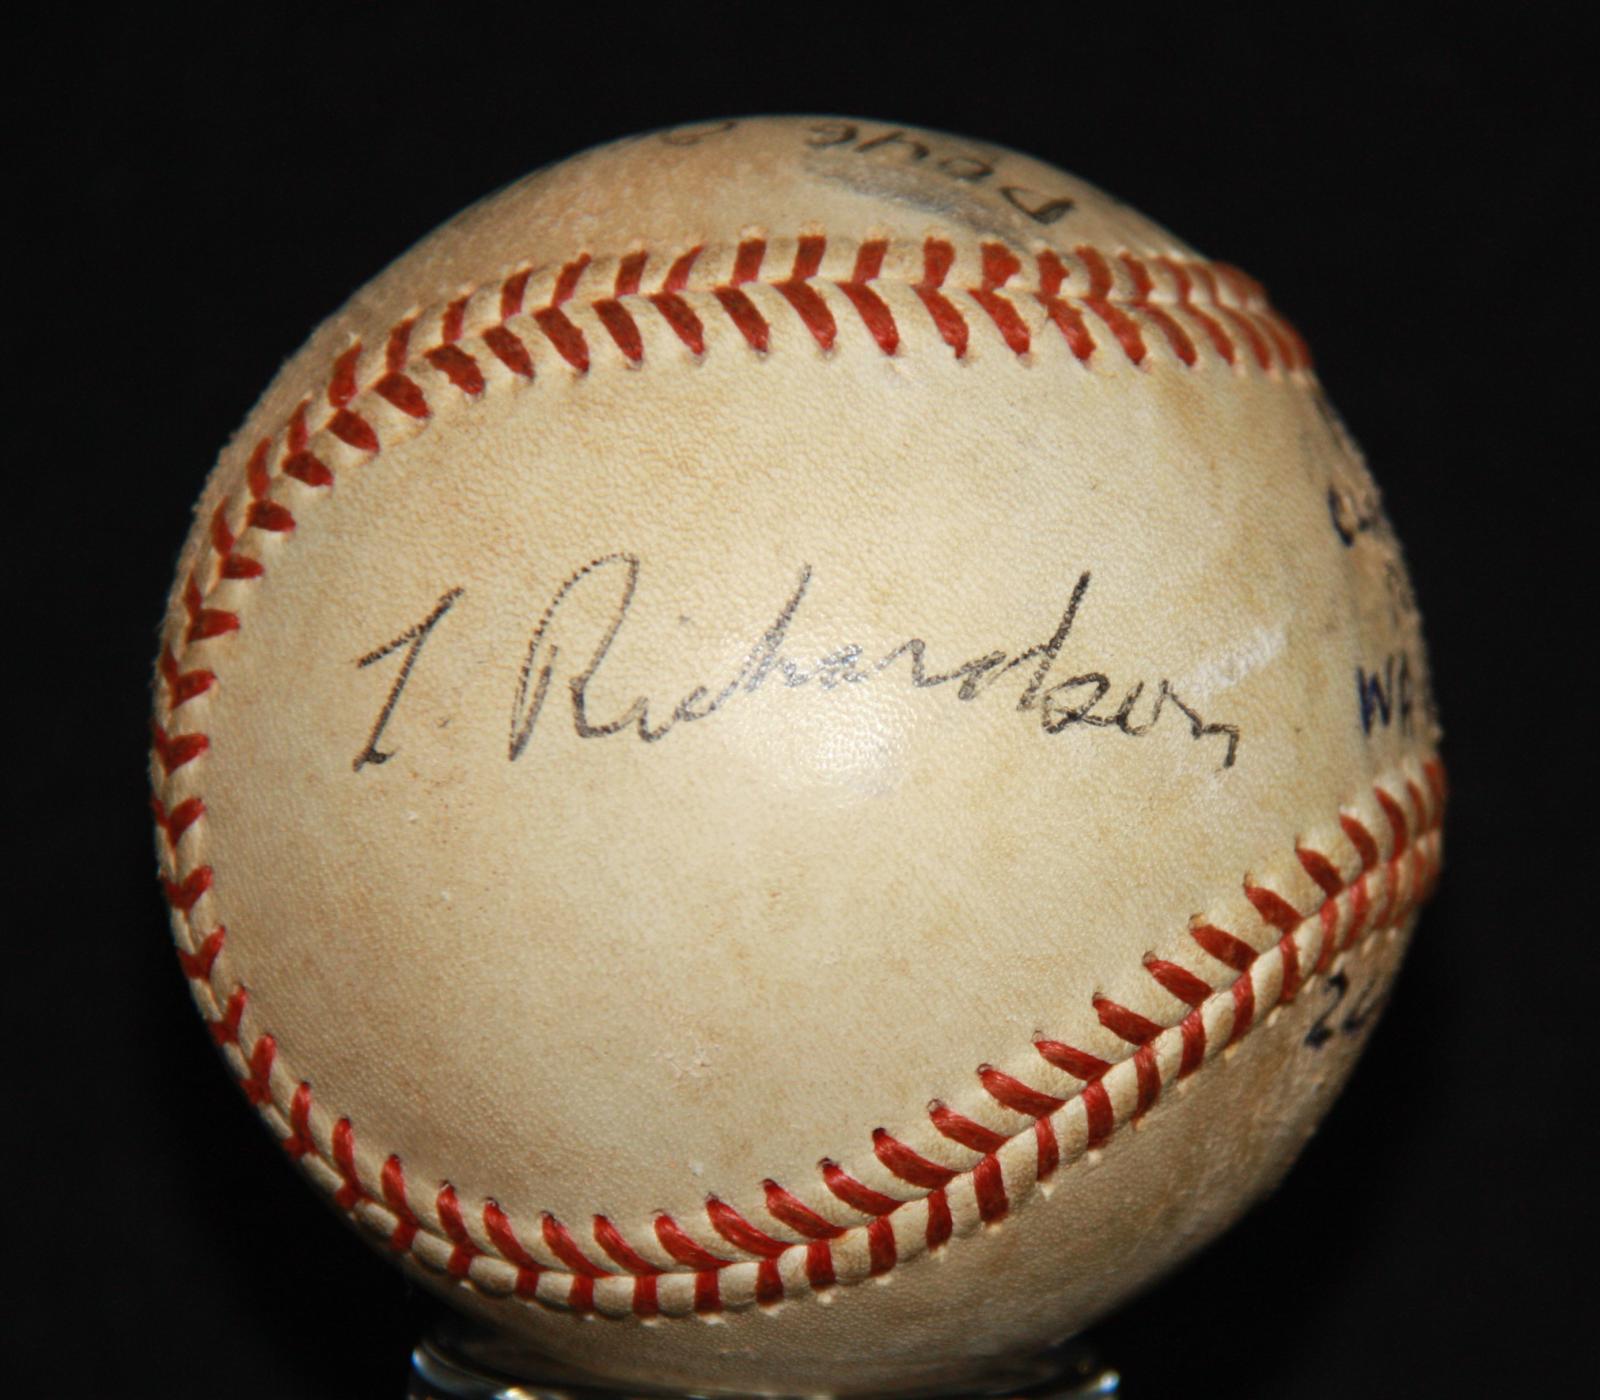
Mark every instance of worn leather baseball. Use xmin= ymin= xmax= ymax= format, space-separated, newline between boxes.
xmin=153 ymin=117 xmax=1443 ymax=1397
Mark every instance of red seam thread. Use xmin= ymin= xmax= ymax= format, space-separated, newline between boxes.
xmin=1036 ymin=250 xmax=1096 ymax=361
xmin=1158 ymin=256 xmax=1236 ymax=365
xmin=915 ymin=239 xmax=968 ymax=356
xmin=1076 ymin=246 xmax=1147 ymax=364
xmin=763 ymin=1180 xmax=844 ymax=1240
xmin=381 ymin=1156 xmax=419 ymax=1251
xmin=654 ymin=1214 xmax=730 ymax=1270
xmin=836 ymin=239 xmax=898 ymax=354
xmin=1121 ymin=254 xmax=1198 ymax=366
xmin=873 ymin=1128 xmax=957 ymax=1188
xmin=821 ymin=1160 xmax=899 ymax=1215
xmin=706 ymin=1197 xmax=788 ymax=1258
xmin=282 ymin=1082 xmax=315 ymax=1159
xmin=1190 ymin=262 xmax=1271 ymax=369
xmin=615 ymin=251 xmax=649 ymax=297
xmin=484 ymin=1200 xmax=544 ymax=1298
xmin=774 ymin=235 xmax=838 ymax=350
xmin=969 ymin=244 xmax=1031 ymax=355
xmin=543 ymin=1213 xmax=611 ymax=1278
xmin=437 ymin=1185 xmax=481 ymax=1277
xmin=594 ymin=299 xmax=644 ymax=363
xmin=594 ymin=1214 xmax=660 ymax=1276
xmin=978 ymin=1065 xmax=1067 ymax=1118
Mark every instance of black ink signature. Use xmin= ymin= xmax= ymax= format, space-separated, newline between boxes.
xmin=1305 ymin=969 xmax=1388 ymax=1049
xmin=503 ymin=555 xmax=1239 ymax=768
xmin=353 ymin=587 xmax=463 ymax=770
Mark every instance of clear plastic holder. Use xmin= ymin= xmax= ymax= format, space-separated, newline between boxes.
xmin=408 ymin=1314 xmax=1119 ymax=1400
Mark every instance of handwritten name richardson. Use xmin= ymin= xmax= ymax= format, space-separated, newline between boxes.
xmin=354 ymin=555 xmax=1240 ymax=774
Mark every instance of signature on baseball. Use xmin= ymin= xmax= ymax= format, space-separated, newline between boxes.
xmin=352 ymin=555 xmax=1241 ymax=773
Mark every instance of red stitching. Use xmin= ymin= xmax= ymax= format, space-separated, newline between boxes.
xmin=615 ymin=251 xmax=649 ymax=298
xmin=1076 ymin=246 xmax=1148 ymax=364
xmin=775 ymin=236 xmax=837 ymax=350
xmin=655 ymin=1213 xmax=730 ymax=1270
xmin=183 ymin=574 xmax=239 ymax=643
xmin=1090 ymin=998 xmax=1163 ymax=1120
xmin=164 ymin=236 xmax=1310 ymax=617
xmin=1278 ymin=932 xmax=1303 ymax=1004
xmin=873 ymin=1127 xmax=956 ymax=1189
xmin=1121 ymin=254 xmax=1198 ymax=366
xmin=282 ymin=1082 xmax=315 ymax=1160
xmin=713 ymin=284 xmax=770 ymax=351
xmin=594 ymin=1214 xmax=660 ymax=1276
xmin=836 ymin=239 xmax=898 ymax=354
xmin=543 ymin=1213 xmax=610 ymax=1277
xmin=211 ymin=500 xmax=261 ymax=581
xmin=649 ymin=289 xmax=705 ymax=354
xmin=425 ymin=344 xmax=486 ymax=396
xmin=972 ymin=1155 xmax=1008 ymax=1223
xmin=821 ymin=1159 xmax=898 ymax=1215
xmin=868 ymin=1215 xmax=897 ymax=1275
xmin=1190 ymin=922 xmax=1259 ymax=1046
xmin=660 ymin=246 xmax=701 ymax=292
xmin=763 ymin=1180 xmax=844 ymax=1240
xmin=329 ymin=407 xmax=380 ymax=452
xmin=534 ymin=314 xmax=588 ymax=373
xmin=329 ymin=344 xmax=362 ymax=407
xmin=977 ymin=1065 xmax=1066 ymax=1119
xmin=437 ymin=1185 xmax=481 ymax=1278
xmin=441 ymin=296 xmax=469 ymax=345
xmin=152 ymin=794 xmax=205 ymax=846
xmin=332 ymin=1117 xmax=364 ymax=1209
xmin=161 ymin=863 xmax=212 ymax=911
xmin=1144 ymin=956 xmax=1210 ymax=1007
xmin=1191 ymin=262 xmax=1271 ymax=369
xmin=1215 ymin=265 xmax=1308 ymax=370
xmin=926 ymin=1188 xmax=953 ymax=1249
xmin=1297 ymin=843 xmax=1345 ymax=896
xmin=1158 ymin=256 xmax=1236 ymax=365
xmin=969 ymin=244 xmax=1031 ymax=355
xmin=533 ymin=257 xmax=593 ymax=371
xmin=551 ymin=254 xmax=592 ymax=304
xmin=1191 ymin=921 xmax=1258 ymax=972
xmin=1036 ymin=250 xmax=1096 ymax=361
xmin=707 ymin=1197 xmax=788 ymax=1258
xmin=1093 ymin=995 xmax=1162 ymax=1046
xmin=593 ymin=299 xmax=644 ymax=362
xmin=1245 ymin=882 xmax=1304 ymax=934
xmin=1176 ymin=1010 xmax=1208 ymax=1078
xmin=915 ymin=239 xmax=968 ymax=356
xmin=698 ymin=1269 xmax=725 ymax=1313
xmin=243 ymin=1032 xmax=275 ymax=1105
xmin=731 ymin=238 xmax=765 ymax=284
xmin=382 ymin=1156 xmax=420 ymax=1252
xmin=153 ymin=231 xmax=1426 ymax=1320
xmin=483 ymin=324 xmax=533 ymax=379
xmin=484 ymin=1200 xmax=544 ymax=1298
xmin=176 ymin=926 xmax=224 ymax=980
xmin=283 ymin=402 xmax=335 ymax=488
xmin=1034 ymin=1038 xmax=1111 ymax=1082
xmin=930 ymin=1102 xmax=1008 ymax=1155
xmin=1034 ymin=1117 xmax=1060 ymax=1182
xmin=207 ymin=988 xmax=243 ymax=1050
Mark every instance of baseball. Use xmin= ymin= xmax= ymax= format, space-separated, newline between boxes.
xmin=152 ymin=117 xmax=1442 ymax=1396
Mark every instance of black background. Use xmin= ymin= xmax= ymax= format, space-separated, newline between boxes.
xmin=14 ymin=7 xmax=1589 ymax=1397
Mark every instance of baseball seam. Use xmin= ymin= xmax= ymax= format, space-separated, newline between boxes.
xmin=153 ymin=232 xmax=1431 ymax=1322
